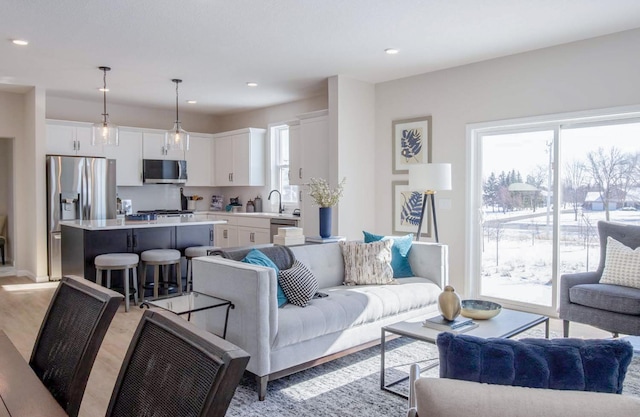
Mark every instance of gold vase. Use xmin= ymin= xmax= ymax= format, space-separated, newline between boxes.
xmin=438 ymin=285 xmax=461 ymax=321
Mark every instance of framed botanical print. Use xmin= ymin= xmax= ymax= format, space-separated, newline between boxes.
xmin=392 ymin=115 xmax=432 ymax=174
xmin=392 ymin=181 xmax=430 ymax=238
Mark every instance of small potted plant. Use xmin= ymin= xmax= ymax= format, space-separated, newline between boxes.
xmin=308 ymin=177 xmax=346 ymax=238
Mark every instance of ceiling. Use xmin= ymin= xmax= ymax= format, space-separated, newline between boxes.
xmin=2 ymin=0 xmax=640 ymax=115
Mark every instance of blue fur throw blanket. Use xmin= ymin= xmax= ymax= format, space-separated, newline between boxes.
xmin=436 ymin=332 xmax=633 ymax=394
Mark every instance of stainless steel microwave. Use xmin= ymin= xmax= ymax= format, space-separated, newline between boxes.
xmin=143 ymin=159 xmax=188 ymax=184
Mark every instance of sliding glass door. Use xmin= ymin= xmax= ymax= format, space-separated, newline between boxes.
xmin=479 ymin=128 xmax=556 ymax=308
xmin=471 ymin=114 xmax=640 ymax=314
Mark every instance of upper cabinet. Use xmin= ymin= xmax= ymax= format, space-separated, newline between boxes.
xmin=213 ymin=128 xmax=265 ymax=186
xmin=46 ymin=120 xmax=104 ymax=157
xmin=103 ymin=128 xmax=143 ymax=186
xmin=142 ymin=130 xmax=185 ymax=160
xmin=185 ymin=133 xmax=215 ymax=187
xmin=288 ymin=110 xmax=329 ymax=186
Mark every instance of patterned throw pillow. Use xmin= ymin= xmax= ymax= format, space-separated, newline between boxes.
xmin=340 ymin=240 xmax=395 ymax=286
xmin=600 ymin=236 xmax=640 ymax=289
xmin=278 ymin=261 xmax=319 ymax=307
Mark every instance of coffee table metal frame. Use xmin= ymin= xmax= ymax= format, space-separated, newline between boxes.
xmin=141 ymin=291 xmax=234 ymax=339
xmin=380 ymin=308 xmax=549 ymax=399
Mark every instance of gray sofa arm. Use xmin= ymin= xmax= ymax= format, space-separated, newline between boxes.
xmin=408 ymin=242 xmax=448 ymax=289
xmin=559 ymin=271 xmax=601 ymax=312
xmin=192 ymin=257 xmax=279 ymax=377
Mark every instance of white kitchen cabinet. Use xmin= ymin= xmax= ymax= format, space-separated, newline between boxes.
xmin=210 ymin=214 xmax=238 ymax=248
xmin=103 ymin=128 xmax=143 ymax=186
xmin=142 ymin=130 xmax=185 ymax=160
xmin=290 ymin=110 xmax=329 ymax=237
xmin=287 ymin=120 xmax=302 ymax=185
xmin=213 ymin=128 xmax=265 ymax=186
xmin=46 ymin=120 xmax=104 ymax=157
xmin=237 ymin=227 xmax=270 ymax=246
xmin=237 ymin=216 xmax=271 ymax=246
xmin=186 ymin=133 xmax=215 ymax=186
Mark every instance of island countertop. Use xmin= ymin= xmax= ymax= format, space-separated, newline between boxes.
xmin=60 ymin=217 xmax=227 ymax=231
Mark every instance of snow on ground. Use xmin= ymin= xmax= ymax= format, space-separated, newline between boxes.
xmin=480 ymin=207 xmax=640 ymax=305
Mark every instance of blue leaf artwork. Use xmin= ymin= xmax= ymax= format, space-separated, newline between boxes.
xmin=400 ymin=128 xmax=423 ymax=163
xmin=400 ymin=191 xmax=423 ymax=226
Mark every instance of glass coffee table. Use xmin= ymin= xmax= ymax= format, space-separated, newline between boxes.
xmin=141 ymin=291 xmax=234 ymax=339
xmin=381 ymin=308 xmax=549 ymax=398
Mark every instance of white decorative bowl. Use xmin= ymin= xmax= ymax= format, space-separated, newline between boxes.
xmin=460 ymin=300 xmax=502 ymax=320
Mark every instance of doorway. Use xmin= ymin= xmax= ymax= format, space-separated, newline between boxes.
xmin=0 ymin=137 xmax=15 ymax=276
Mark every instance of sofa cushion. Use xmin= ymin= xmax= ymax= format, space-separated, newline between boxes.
xmin=600 ymin=236 xmax=640 ymax=289
xmin=569 ymin=283 xmax=640 ymax=315
xmin=363 ymin=231 xmax=414 ymax=278
xmin=290 ymin=243 xmax=345 ymax=289
xmin=437 ymin=333 xmax=633 ymax=394
xmin=241 ymin=249 xmax=288 ymax=307
xmin=340 ymin=240 xmax=395 ymax=286
xmin=278 ymin=261 xmax=319 ymax=307
xmin=273 ymin=278 xmax=440 ymax=349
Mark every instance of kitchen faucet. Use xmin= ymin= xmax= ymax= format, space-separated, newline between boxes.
xmin=268 ymin=189 xmax=284 ymax=214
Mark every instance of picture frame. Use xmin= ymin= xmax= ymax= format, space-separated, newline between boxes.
xmin=392 ymin=115 xmax=432 ymax=174
xmin=392 ymin=181 xmax=430 ymax=238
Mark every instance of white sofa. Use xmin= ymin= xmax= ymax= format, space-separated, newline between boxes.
xmin=192 ymin=241 xmax=448 ymax=400
xmin=407 ymin=365 xmax=640 ymax=417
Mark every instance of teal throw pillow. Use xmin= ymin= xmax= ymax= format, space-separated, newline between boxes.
xmin=241 ymin=249 xmax=288 ymax=307
xmin=363 ymin=231 xmax=414 ymax=278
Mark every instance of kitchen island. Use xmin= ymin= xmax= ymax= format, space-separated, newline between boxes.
xmin=61 ymin=217 xmax=226 ymax=287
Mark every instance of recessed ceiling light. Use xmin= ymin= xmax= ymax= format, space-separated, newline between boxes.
xmin=385 ymin=48 xmax=399 ymax=55
xmin=186 ymin=100 xmax=197 ymax=104
xmin=246 ymin=82 xmax=258 ymax=87
xmin=12 ymin=39 xmax=29 ymax=46
xmin=98 ymin=88 xmax=109 ymax=92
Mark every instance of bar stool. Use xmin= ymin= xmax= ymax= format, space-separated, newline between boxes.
xmin=95 ymin=253 xmax=139 ymax=312
xmin=184 ymin=245 xmax=220 ymax=292
xmin=139 ymin=249 xmax=182 ymax=300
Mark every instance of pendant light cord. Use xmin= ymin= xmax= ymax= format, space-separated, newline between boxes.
xmin=174 ymin=80 xmax=180 ymax=126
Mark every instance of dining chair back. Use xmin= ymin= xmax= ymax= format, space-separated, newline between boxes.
xmin=106 ymin=309 xmax=249 ymax=417
xmin=29 ymin=275 xmax=123 ymax=417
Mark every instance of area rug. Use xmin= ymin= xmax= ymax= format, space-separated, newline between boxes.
xmin=226 ymin=330 xmax=640 ymax=417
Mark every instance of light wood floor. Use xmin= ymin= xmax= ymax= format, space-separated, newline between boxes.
xmin=0 ymin=275 xmax=613 ymax=416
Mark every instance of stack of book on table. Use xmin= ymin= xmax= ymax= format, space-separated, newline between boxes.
xmin=274 ymin=227 xmax=305 ymax=246
xmin=422 ymin=315 xmax=478 ymax=333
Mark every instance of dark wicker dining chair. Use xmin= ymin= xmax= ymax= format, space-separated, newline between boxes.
xmin=29 ymin=275 xmax=123 ymax=417
xmin=106 ymin=309 xmax=250 ymax=417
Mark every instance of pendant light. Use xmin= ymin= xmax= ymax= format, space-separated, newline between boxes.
xmin=165 ymin=79 xmax=190 ymax=151
xmin=92 ymin=66 xmax=119 ymax=146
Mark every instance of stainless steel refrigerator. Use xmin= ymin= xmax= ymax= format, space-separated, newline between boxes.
xmin=46 ymin=155 xmax=117 ymax=280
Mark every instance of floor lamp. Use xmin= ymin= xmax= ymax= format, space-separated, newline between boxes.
xmin=408 ymin=163 xmax=452 ymax=242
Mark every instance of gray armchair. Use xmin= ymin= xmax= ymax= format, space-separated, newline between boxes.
xmin=559 ymin=220 xmax=640 ymax=337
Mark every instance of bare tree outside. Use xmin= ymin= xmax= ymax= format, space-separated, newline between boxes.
xmin=587 ymin=147 xmax=631 ymax=221
xmin=563 ymin=159 xmax=590 ymax=221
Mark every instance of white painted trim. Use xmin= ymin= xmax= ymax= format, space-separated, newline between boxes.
xmin=466 ymin=104 xmax=640 ymax=316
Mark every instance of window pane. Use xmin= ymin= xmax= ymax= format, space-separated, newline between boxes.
xmin=480 ymin=130 xmax=555 ymax=307
xmin=559 ymin=122 xmax=640 ymax=273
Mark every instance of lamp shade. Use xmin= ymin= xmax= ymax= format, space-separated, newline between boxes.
xmin=409 ymin=163 xmax=452 ymax=192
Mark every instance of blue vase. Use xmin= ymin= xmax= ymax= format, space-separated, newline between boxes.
xmin=319 ymin=207 xmax=332 ymax=238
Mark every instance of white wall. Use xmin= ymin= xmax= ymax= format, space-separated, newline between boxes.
xmin=328 ymin=76 xmax=376 ymax=239
xmin=0 ymin=92 xmax=24 ymax=274
xmin=215 ymin=94 xmax=328 ymax=132
xmin=375 ymin=28 xmax=640 ymax=295
xmin=46 ymin=96 xmax=219 ymax=133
